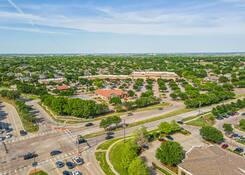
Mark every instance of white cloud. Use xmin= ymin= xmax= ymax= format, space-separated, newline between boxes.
xmin=1 ymin=1 xmax=245 ymax=36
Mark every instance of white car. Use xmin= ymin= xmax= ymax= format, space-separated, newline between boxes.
xmin=72 ymin=171 xmax=82 ymax=175
xmin=5 ymin=133 xmax=12 ymax=139
xmin=72 ymin=157 xmax=84 ymax=165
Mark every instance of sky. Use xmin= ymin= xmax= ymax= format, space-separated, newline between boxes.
xmin=0 ymin=0 xmax=245 ymax=53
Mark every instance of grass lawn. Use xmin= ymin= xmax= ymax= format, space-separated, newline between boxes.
xmin=21 ymin=93 xmax=39 ymax=100
xmin=97 ymin=137 xmax=123 ymax=150
xmin=128 ymin=108 xmax=192 ymax=127
xmin=29 ymin=170 xmax=48 ymax=175
xmin=109 ymin=139 xmax=133 ymax=175
xmin=95 ymin=152 xmax=115 ymax=175
xmin=186 ymin=113 xmax=215 ymax=127
xmin=152 ymin=163 xmax=172 ymax=175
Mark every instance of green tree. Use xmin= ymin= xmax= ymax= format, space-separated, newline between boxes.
xmin=128 ymin=157 xmax=148 ymax=175
xmin=109 ymin=96 xmax=122 ymax=105
xmin=200 ymin=126 xmax=224 ymax=143
xmin=239 ymin=119 xmax=245 ymax=130
xmin=133 ymin=126 xmax=148 ymax=146
xmin=120 ymin=141 xmax=139 ymax=172
xmin=156 ymin=141 xmax=184 ymax=166
xmin=158 ymin=121 xmax=180 ymax=134
xmin=223 ymin=123 xmax=233 ymax=133
xmin=128 ymin=90 xmax=135 ymax=97
xmin=100 ymin=115 xmax=121 ymax=129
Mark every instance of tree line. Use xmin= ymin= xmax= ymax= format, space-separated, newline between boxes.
xmin=41 ymin=95 xmax=109 ymax=118
xmin=212 ymin=98 xmax=245 ymax=117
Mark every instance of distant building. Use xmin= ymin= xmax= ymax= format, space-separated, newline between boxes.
xmin=56 ymin=85 xmax=69 ymax=91
xmin=178 ymin=145 xmax=245 ymax=175
xmin=131 ymin=71 xmax=178 ymax=80
xmin=95 ymin=89 xmax=126 ymax=100
xmin=38 ymin=77 xmax=65 ymax=84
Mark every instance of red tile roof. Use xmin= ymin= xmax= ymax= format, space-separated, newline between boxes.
xmin=57 ymin=85 xmax=69 ymax=91
xmin=95 ymin=89 xmax=124 ymax=98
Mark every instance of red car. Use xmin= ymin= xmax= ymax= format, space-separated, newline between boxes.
xmin=158 ymin=138 xmax=166 ymax=142
xmin=221 ymin=143 xmax=229 ymax=149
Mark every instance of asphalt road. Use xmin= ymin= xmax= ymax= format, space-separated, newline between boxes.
xmin=0 ymin=97 xmax=244 ymax=175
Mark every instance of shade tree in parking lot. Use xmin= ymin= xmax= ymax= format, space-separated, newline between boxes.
xmin=239 ymin=119 xmax=245 ymax=131
xmin=200 ymin=126 xmax=224 ymax=143
xmin=156 ymin=141 xmax=184 ymax=166
xmin=223 ymin=123 xmax=233 ymax=133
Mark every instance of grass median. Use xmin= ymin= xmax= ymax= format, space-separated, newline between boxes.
xmin=95 ymin=151 xmax=115 ymax=175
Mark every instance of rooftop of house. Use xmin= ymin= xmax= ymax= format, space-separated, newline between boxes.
xmin=56 ymin=85 xmax=69 ymax=91
xmin=178 ymin=145 xmax=245 ymax=175
xmin=95 ymin=89 xmax=124 ymax=98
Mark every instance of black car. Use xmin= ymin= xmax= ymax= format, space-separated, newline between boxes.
xmin=63 ymin=170 xmax=71 ymax=175
xmin=234 ymin=147 xmax=244 ymax=153
xmin=107 ymin=131 xmax=114 ymax=135
xmin=20 ymin=130 xmax=27 ymax=136
xmin=50 ymin=150 xmax=62 ymax=156
xmin=23 ymin=152 xmax=38 ymax=160
xmin=127 ymin=112 xmax=133 ymax=116
xmin=177 ymin=120 xmax=183 ymax=125
xmin=105 ymin=135 xmax=114 ymax=140
xmin=166 ymin=135 xmax=174 ymax=141
xmin=76 ymin=137 xmax=87 ymax=144
xmin=66 ymin=161 xmax=75 ymax=169
xmin=85 ymin=123 xmax=93 ymax=127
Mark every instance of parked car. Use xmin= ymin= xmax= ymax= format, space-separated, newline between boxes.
xmin=66 ymin=161 xmax=75 ymax=169
xmin=85 ymin=123 xmax=93 ymax=127
xmin=234 ymin=147 xmax=244 ymax=153
xmin=241 ymin=112 xmax=245 ymax=116
xmin=141 ymin=144 xmax=149 ymax=150
xmin=72 ymin=171 xmax=82 ymax=175
xmin=5 ymin=128 xmax=12 ymax=133
xmin=221 ymin=143 xmax=229 ymax=149
xmin=5 ymin=133 xmax=12 ymax=139
xmin=23 ymin=152 xmax=38 ymax=160
xmin=216 ymin=116 xmax=224 ymax=120
xmin=0 ymin=137 xmax=5 ymax=141
xmin=72 ymin=157 xmax=84 ymax=165
xmin=231 ymin=133 xmax=240 ymax=138
xmin=20 ymin=130 xmax=27 ymax=136
xmin=158 ymin=138 xmax=166 ymax=142
xmin=50 ymin=150 xmax=62 ymax=156
xmin=63 ymin=170 xmax=71 ymax=175
xmin=166 ymin=135 xmax=174 ymax=141
xmin=55 ymin=161 xmax=64 ymax=168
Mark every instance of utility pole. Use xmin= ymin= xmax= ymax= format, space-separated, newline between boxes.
xmin=199 ymin=101 xmax=201 ymax=115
